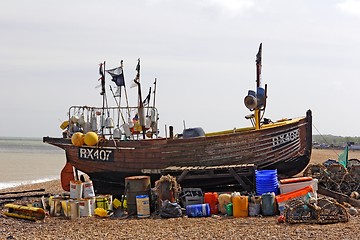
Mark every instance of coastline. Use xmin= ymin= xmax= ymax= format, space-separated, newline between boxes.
xmin=0 ymin=149 xmax=359 ymax=239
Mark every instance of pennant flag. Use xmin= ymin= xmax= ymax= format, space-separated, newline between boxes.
xmin=338 ymin=145 xmax=348 ymax=168
xmin=131 ymin=59 xmax=141 ymax=88
xmin=98 ymin=63 xmax=105 ymax=95
xmin=106 ymin=67 xmax=125 ymax=87
xmin=143 ymin=87 xmax=151 ymax=106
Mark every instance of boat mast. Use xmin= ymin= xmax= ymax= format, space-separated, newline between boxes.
xmin=134 ymin=58 xmax=146 ymax=139
xmin=255 ymin=43 xmax=262 ymax=130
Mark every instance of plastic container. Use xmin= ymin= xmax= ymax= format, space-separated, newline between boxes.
xmin=255 ymin=170 xmax=279 ymax=195
xmin=248 ymin=202 xmax=261 ymax=216
xmin=186 ymin=204 xmax=210 ymax=217
xmin=136 ymin=195 xmax=150 ymax=218
xmin=204 ymin=192 xmax=219 ymax=215
xmin=225 ymin=203 xmax=233 ymax=216
xmin=261 ymin=192 xmax=276 ymax=216
xmin=70 ymin=181 xmax=83 ymax=199
xmin=279 ymin=179 xmax=318 ymax=199
xmin=232 ymin=195 xmax=248 ymax=217
xmin=218 ymin=194 xmax=231 ymax=214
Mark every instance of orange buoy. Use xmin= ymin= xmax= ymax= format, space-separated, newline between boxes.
xmin=71 ymin=132 xmax=84 ymax=146
xmin=60 ymin=162 xmax=75 ymax=191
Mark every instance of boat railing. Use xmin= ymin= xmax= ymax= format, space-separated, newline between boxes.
xmin=65 ymin=105 xmax=159 ymax=140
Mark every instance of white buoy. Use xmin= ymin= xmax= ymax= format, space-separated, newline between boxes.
xmin=113 ymin=128 xmax=122 ymax=139
xmin=78 ymin=113 xmax=85 ymax=127
xmin=123 ymin=123 xmax=132 ymax=137
xmin=91 ymin=113 xmax=97 ymax=131
xmin=106 ymin=117 xmax=114 ymax=128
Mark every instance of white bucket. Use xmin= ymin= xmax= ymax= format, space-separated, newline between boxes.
xmin=70 ymin=181 xmax=83 ymax=199
xmin=83 ymin=181 xmax=95 ymax=198
xmin=61 ymin=200 xmax=70 ymax=217
xmin=78 ymin=198 xmax=92 ymax=217
xmin=50 ymin=197 xmax=61 ymax=217
xmin=69 ymin=200 xmax=80 ymax=220
xmin=136 ymin=195 xmax=150 ymax=218
xmin=88 ymin=197 xmax=96 ymax=215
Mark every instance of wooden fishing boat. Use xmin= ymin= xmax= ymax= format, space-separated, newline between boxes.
xmin=43 ymin=44 xmax=312 ymax=195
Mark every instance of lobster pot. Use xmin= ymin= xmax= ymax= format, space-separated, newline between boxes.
xmin=255 ymin=170 xmax=279 ymax=195
xmin=125 ymin=176 xmax=151 ymax=215
xmin=136 ymin=195 xmax=150 ymax=218
xmin=70 ymin=181 xmax=83 ymax=199
xmin=83 ymin=181 xmax=95 ymax=198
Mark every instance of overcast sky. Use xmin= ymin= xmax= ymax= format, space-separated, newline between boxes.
xmin=1 ymin=0 xmax=360 ymax=138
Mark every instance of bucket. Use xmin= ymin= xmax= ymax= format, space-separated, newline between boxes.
xmin=83 ymin=181 xmax=95 ymax=198
xmin=70 ymin=181 xmax=83 ymax=199
xmin=204 ymin=192 xmax=219 ymax=215
xmin=50 ymin=197 xmax=62 ymax=217
xmin=69 ymin=200 xmax=80 ymax=220
xmin=186 ymin=203 xmax=210 ymax=217
xmin=256 ymin=170 xmax=279 ymax=195
xmin=232 ymin=195 xmax=248 ymax=217
xmin=136 ymin=195 xmax=150 ymax=218
xmin=78 ymin=198 xmax=91 ymax=217
xmin=125 ymin=176 xmax=151 ymax=215
xmin=261 ymin=192 xmax=276 ymax=216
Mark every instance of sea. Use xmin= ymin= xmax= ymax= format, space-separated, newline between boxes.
xmin=0 ymin=137 xmax=65 ymax=190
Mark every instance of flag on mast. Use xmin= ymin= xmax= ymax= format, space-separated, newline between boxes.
xmin=98 ymin=63 xmax=105 ymax=95
xmin=106 ymin=67 xmax=125 ymax=87
xmin=338 ymin=145 xmax=348 ymax=168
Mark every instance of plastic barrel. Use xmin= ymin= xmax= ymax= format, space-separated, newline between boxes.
xmin=186 ymin=204 xmax=210 ymax=217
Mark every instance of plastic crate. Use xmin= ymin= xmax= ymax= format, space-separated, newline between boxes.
xmin=180 ymin=188 xmax=203 ymax=208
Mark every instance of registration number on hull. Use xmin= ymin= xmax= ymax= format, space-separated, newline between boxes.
xmin=78 ymin=147 xmax=114 ymax=161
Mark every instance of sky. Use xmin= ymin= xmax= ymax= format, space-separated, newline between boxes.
xmin=1 ymin=0 xmax=360 ymax=138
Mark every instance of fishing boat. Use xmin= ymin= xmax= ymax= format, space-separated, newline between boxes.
xmin=43 ymin=44 xmax=312 ymax=195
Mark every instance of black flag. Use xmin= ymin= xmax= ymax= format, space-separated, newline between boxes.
xmin=106 ymin=67 xmax=125 ymax=87
xmin=98 ymin=63 xmax=105 ymax=95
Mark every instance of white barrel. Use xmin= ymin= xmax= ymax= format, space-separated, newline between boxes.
xmin=136 ymin=195 xmax=150 ymax=218
xmin=70 ymin=181 xmax=83 ymax=199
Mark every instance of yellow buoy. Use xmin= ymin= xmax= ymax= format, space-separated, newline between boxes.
xmin=71 ymin=132 xmax=84 ymax=146
xmin=84 ymin=131 xmax=98 ymax=146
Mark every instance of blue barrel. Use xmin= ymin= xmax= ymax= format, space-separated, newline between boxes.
xmin=186 ymin=203 xmax=210 ymax=217
xmin=256 ymin=170 xmax=279 ymax=195
xmin=261 ymin=192 xmax=276 ymax=216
